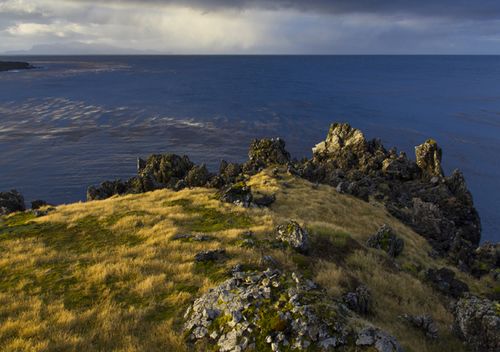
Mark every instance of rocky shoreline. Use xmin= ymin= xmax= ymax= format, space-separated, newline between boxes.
xmin=1 ymin=121 xmax=498 ymax=352
xmin=0 ymin=61 xmax=34 ymax=72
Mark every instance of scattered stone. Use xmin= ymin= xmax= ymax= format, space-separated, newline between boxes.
xmin=453 ymin=295 xmax=500 ymax=352
xmin=401 ymin=314 xmax=438 ymax=339
xmin=0 ymin=190 xmax=25 ymax=215
xmin=366 ymin=224 xmax=404 ymax=257
xmin=343 ymin=285 xmax=372 ymax=315
xmin=194 ymin=249 xmax=227 ymax=263
xmin=172 ymin=233 xmax=213 ymax=242
xmin=425 ymin=267 xmax=469 ymax=298
xmin=219 ymin=182 xmax=253 ymax=207
xmin=415 ymin=139 xmax=444 ymax=179
xmin=276 ymin=220 xmax=309 ymax=253
xmin=355 ymin=326 xmax=404 ymax=352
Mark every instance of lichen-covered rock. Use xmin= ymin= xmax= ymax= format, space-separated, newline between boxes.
xmin=343 ymin=285 xmax=372 ymax=315
xmin=425 ymin=267 xmax=469 ymax=298
xmin=194 ymin=249 xmax=227 ymax=263
xmin=355 ymin=326 xmax=404 ymax=352
xmin=415 ymin=139 xmax=444 ymax=179
xmin=139 ymin=153 xmax=194 ymax=187
xmin=366 ymin=224 xmax=404 ymax=257
xmin=401 ymin=314 xmax=438 ymax=339
xmin=0 ymin=190 xmax=25 ymax=215
xmin=245 ymin=138 xmax=290 ymax=172
xmin=185 ymin=164 xmax=210 ymax=187
xmin=276 ymin=220 xmax=309 ymax=253
xmin=453 ymin=296 xmax=500 ymax=352
xmin=219 ymin=182 xmax=253 ymax=207
xmin=183 ymin=269 xmax=350 ymax=352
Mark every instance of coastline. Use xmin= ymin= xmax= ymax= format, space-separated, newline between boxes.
xmin=0 ymin=61 xmax=34 ymax=72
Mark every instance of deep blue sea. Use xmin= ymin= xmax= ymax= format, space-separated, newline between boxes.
xmin=0 ymin=56 xmax=499 ymax=242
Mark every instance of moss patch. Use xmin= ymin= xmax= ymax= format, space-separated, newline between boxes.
xmin=165 ymin=199 xmax=252 ymax=232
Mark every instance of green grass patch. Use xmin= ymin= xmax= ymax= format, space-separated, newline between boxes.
xmin=164 ymin=199 xmax=253 ymax=232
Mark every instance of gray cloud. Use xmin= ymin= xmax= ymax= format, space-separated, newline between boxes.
xmin=69 ymin=0 xmax=500 ymax=20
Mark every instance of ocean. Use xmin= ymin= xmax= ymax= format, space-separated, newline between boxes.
xmin=0 ymin=55 xmax=499 ymax=242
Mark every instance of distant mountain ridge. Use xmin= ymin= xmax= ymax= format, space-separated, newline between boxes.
xmin=2 ymin=42 xmax=162 ymax=55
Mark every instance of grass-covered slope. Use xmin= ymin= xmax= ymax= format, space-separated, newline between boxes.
xmin=0 ymin=168 xmax=495 ymax=351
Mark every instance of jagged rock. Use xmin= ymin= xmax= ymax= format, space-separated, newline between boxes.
xmin=219 ymin=182 xmax=253 ymax=207
xmin=31 ymin=200 xmax=48 ymax=210
xmin=471 ymin=242 xmax=500 ymax=278
xmin=415 ymin=139 xmax=444 ymax=179
xmin=245 ymin=138 xmax=290 ymax=172
xmin=343 ymin=285 xmax=372 ymax=315
xmin=139 ymin=153 xmax=194 ymax=187
xmin=313 ymin=122 xmax=367 ymax=157
xmin=276 ymin=220 xmax=309 ymax=253
xmin=453 ymin=296 xmax=500 ymax=352
xmin=425 ymin=267 xmax=469 ymax=298
xmin=253 ymin=194 xmax=276 ymax=207
xmin=184 ymin=269 xmax=350 ymax=352
xmin=366 ymin=224 xmax=404 ymax=257
xmin=137 ymin=157 xmax=146 ymax=173
xmin=185 ymin=164 xmax=210 ymax=187
xmin=401 ymin=314 xmax=438 ymax=339
xmin=194 ymin=249 xmax=227 ymax=263
xmin=0 ymin=190 xmax=26 ymax=215
xmin=356 ymin=327 xmax=404 ymax=352
xmin=382 ymin=153 xmax=417 ymax=180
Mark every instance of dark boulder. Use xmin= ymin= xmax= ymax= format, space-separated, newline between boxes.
xmin=87 ymin=180 xmax=127 ymax=201
xmin=425 ymin=267 xmax=469 ymax=298
xmin=253 ymin=194 xmax=276 ymax=207
xmin=366 ymin=224 xmax=404 ymax=258
xmin=401 ymin=314 xmax=438 ymax=339
xmin=31 ymin=200 xmax=49 ymax=210
xmin=0 ymin=61 xmax=33 ymax=72
xmin=0 ymin=190 xmax=25 ymax=215
xmin=276 ymin=220 xmax=309 ymax=253
xmin=471 ymin=242 xmax=500 ymax=278
xmin=219 ymin=182 xmax=253 ymax=207
xmin=453 ymin=296 xmax=500 ymax=352
xmin=194 ymin=249 xmax=227 ymax=262
xmin=343 ymin=285 xmax=372 ymax=315
xmin=140 ymin=153 xmax=194 ymax=187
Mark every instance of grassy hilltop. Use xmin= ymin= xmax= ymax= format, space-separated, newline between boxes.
xmin=0 ymin=167 xmax=496 ymax=352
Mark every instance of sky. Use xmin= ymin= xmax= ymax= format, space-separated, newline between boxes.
xmin=1 ymin=0 xmax=500 ymax=54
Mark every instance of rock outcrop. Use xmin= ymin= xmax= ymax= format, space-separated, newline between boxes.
xmin=87 ymin=122 xmax=485 ymax=274
xmin=183 ymin=267 xmax=404 ymax=351
xmin=343 ymin=285 xmax=372 ymax=315
xmin=0 ymin=190 xmax=26 ymax=215
xmin=0 ymin=61 xmax=33 ymax=72
xmin=453 ymin=296 xmax=500 ymax=352
xmin=296 ymin=122 xmax=481 ymax=270
xmin=425 ymin=267 xmax=469 ymax=298
xmin=366 ymin=224 xmax=404 ymax=258
xmin=276 ymin=220 xmax=309 ymax=253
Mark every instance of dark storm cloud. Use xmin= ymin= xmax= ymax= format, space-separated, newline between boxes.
xmin=71 ymin=0 xmax=500 ymax=20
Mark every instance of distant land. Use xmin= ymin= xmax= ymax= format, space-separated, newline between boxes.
xmin=0 ymin=61 xmax=33 ymax=71
xmin=1 ymin=42 xmax=161 ymax=56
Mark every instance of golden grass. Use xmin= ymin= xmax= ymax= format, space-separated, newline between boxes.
xmin=0 ymin=168 xmax=490 ymax=351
